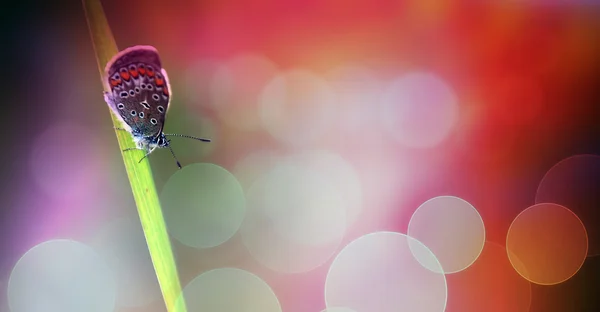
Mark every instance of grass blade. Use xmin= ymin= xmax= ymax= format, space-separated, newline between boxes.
xmin=81 ymin=1 xmax=187 ymax=311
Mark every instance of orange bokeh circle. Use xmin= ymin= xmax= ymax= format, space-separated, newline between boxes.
xmin=506 ymin=203 xmax=588 ymax=285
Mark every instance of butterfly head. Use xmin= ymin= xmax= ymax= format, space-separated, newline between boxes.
xmin=137 ymin=132 xmax=180 ymax=168
xmin=154 ymin=133 xmax=170 ymax=148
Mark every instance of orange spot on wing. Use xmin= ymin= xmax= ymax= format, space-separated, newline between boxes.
xmin=110 ymin=78 xmax=120 ymax=87
xmin=138 ymin=67 xmax=146 ymax=75
xmin=120 ymin=71 xmax=130 ymax=80
xmin=163 ymin=87 xmax=169 ymax=96
xmin=129 ymin=68 xmax=139 ymax=78
xmin=155 ymin=77 xmax=164 ymax=87
xmin=147 ymin=68 xmax=155 ymax=77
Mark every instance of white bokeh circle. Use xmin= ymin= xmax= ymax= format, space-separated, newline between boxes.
xmin=408 ymin=196 xmax=485 ymax=273
xmin=325 ymin=232 xmax=447 ymax=312
xmin=8 ymin=239 xmax=116 ymax=312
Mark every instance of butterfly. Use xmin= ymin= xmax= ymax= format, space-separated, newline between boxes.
xmin=102 ymin=45 xmax=210 ymax=169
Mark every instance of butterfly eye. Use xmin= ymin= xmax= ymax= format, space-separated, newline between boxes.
xmin=157 ymin=106 xmax=165 ymax=113
xmin=129 ymin=90 xmax=135 ymax=96
xmin=130 ymin=110 xmax=136 ymax=116
xmin=152 ymin=94 xmax=160 ymax=101
xmin=120 ymin=91 xmax=128 ymax=98
xmin=117 ymin=103 xmax=124 ymax=109
xmin=150 ymin=118 xmax=157 ymax=125
xmin=139 ymin=112 xmax=144 ymax=118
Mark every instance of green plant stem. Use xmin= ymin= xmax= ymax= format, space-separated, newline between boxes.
xmin=82 ymin=1 xmax=187 ymax=311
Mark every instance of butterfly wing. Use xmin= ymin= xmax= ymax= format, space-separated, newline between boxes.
xmin=103 ymin=45 xmax=171 ymax=138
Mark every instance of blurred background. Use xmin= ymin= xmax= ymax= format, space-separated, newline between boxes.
xmin=1 ymin=0 xmax=599 ymax=311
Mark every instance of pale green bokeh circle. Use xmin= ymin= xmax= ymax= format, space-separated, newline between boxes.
xmin=8 ymin=239 xmax=117 ymax=312
xmin=161 ymin=163 xmax=246 ymax=249
xmin=174 ymin=268 xmax=281 ymax=312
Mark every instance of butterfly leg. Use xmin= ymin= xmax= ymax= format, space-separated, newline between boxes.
xmin=137 ymin=146 xmax=158 ymax=164
xmin=122 ymin=147 xmax=139 ymax=152
xmin=114 ymin=127 xmax=128 ymax=131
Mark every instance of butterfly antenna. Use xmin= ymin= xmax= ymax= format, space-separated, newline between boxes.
xmin=163 ymin=133 xmax=211 ymax=142
xmin=168 ymin=145 xmax=182 ymax=169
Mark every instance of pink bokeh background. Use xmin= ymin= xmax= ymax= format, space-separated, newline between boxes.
xmin=1 ymin=0 xmax=599 ymax=312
